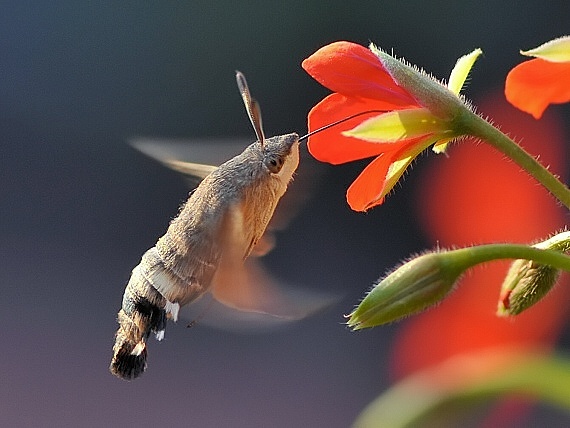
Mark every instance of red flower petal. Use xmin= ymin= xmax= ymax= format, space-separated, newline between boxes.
xmin=307 ymin=93 xmax=411 ymax=164
xmin=302 ymin=41 xmax=419 ymax=107
xmin=345 ymin=136 xmax=429 ymax=211
xmin=346 ymin=154 xmax=393 ymax=211
xmin=505 ymin=58 xmax=570 ymax=119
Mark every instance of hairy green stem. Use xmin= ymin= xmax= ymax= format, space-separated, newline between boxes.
xmin=449 ymin=243 xmax=570 ymax=272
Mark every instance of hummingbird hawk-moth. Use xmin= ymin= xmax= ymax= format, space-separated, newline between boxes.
xmin=110 ymin=72 xmax=312 ymax=380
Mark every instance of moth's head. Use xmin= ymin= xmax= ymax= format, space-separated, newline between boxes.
xmin=261 ymin=133 xmax=300 ymax=179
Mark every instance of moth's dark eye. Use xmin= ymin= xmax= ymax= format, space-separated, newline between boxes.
xmin=265 ymin=155 xmax=284 ymax=174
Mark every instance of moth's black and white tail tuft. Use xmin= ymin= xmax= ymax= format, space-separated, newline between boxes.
xmin=110 ymin=264 xmax=168 ymax=380
xmin=110 ymin=323 xmax=148 ymax=380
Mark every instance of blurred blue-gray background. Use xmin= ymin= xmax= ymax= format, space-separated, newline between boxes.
xmin=1 ymin=1 xmax=569 ymax=426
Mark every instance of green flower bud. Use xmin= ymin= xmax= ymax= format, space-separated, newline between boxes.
xmin=347 ymin=252 xmax=463 ymax=330
xmin=498 ymin=231 xmax=570 ymax=316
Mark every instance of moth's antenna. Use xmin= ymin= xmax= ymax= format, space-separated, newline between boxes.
xmin=236 ymin=71 xmax=265 ymax=147
xmin=298 ymin=110 xmax=388 ymax=142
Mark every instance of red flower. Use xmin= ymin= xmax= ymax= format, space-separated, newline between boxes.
xmin=302 ymin=42 xmax=420 ymax=211
xmin=505 ymin=36 xmax=570 ymax=119
xmin=302 ymin=41 xmax=478 ymax=211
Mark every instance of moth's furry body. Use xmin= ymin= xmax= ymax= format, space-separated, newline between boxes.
xmin=111 ymin=134 xmax=300 ymax=379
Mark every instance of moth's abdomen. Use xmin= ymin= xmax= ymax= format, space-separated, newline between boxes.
xmin=110 ymin=248 xmax=173 ymax=380
xmin=110 ymin=195 xmax=220 ymax=380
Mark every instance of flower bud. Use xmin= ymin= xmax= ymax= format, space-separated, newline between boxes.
xmin=498 ymin=231 xmax=570 ymax=316
xmin=347 ymin=252 xmax=463 ymax=329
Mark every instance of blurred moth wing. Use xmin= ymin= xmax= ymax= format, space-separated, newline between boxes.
xmin=131 ymin=137 xmax=245 ymax=188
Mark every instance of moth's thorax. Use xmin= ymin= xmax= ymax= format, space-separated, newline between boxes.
xmin=161 ymin=132 xmax=300 ymax=267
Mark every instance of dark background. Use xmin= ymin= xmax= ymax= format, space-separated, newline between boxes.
xmin=1 ymin=1 xmax=569 ymax=427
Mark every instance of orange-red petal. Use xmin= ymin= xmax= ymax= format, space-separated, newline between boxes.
xmin=505 ymin=58 xmax=570 ymax=119
xmin=346 ymin=153 xmax=394 ymax=211
xmin=307 ymin=93 xmax=398 ymax=164
xmin=302 ymin=41 xmax=419 ymax=107
xmin=345 ymin=136 xmax=431 ymax=211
